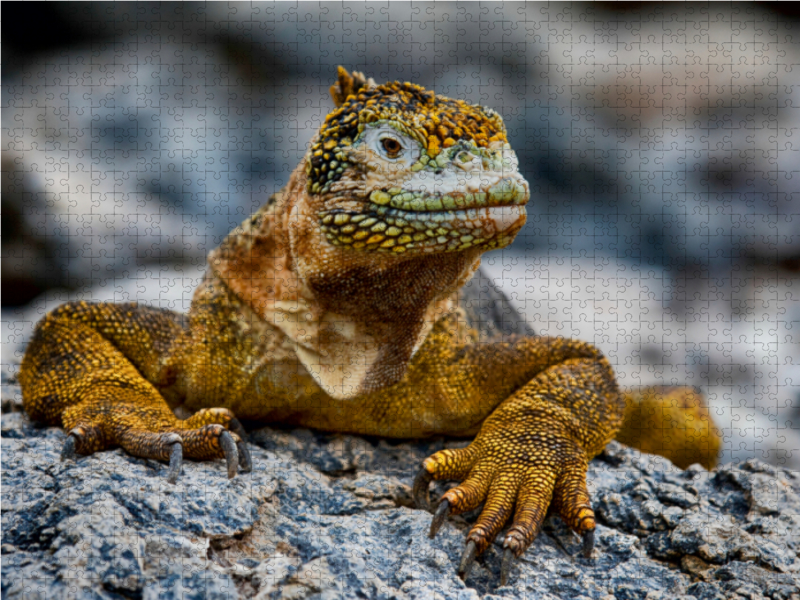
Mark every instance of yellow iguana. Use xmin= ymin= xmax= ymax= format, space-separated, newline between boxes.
xmin=20 ymin=68 xmax=720 ymax=585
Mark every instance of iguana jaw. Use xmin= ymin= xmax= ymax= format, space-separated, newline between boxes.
xmin=318 ymin=142 xmax=529 ymax=255
xmin=320 ymin=200 xmax=526 ymax=255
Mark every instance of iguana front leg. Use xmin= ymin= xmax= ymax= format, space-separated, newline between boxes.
xmin=19 ymin=301 xmax=251 ymax=482
xmin=408 ymin=331 xmax=623 ymax=585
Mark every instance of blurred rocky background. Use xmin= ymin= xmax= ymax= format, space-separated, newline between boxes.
xmin=3 ymin=2 xmax=799 ymax=468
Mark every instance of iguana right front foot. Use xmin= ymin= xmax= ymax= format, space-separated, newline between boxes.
xmin=21 ymin=301 xmax=252 ymax=483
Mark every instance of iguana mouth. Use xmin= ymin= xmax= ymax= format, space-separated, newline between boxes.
xmin=320 ymin=177 xmax=528 ymax=254
xmin=365 ymin=176 xmax=528 ymax=212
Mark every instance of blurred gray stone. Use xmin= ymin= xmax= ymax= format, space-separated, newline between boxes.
xmin=3 ymin=40 xmax=281 ymax=303
xmin=3 ymin=6 xmax=800 ymax=596
xmin=3 ymin=369 xmax=799 ymax=599
xmin=7 ymin=3 xmax=800 ymax=306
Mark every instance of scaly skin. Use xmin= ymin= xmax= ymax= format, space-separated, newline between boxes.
xmin=19 ymin=68 xmax=721 ymax=585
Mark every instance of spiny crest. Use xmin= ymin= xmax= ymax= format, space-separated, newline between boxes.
xmin=330 ymin=66 xmax=377 ymax=108
xmin=307 ymin=67 xmax=508 ymax=194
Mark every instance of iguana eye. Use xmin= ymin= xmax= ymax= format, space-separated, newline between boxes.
xmin=380 ymin=136 xmax=404 ymax=158
xmin=362 ymin=124 xmax=419 ymax=164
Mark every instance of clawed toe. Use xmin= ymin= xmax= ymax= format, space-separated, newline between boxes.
xmin=228 ymin=418 xmax=252 ymax=473
xmin=582 ymin=529 xmax=594 ymax=558
xmin=164 ymin=429 xmax=244 ymax=483
xmin=156 ymin=432 xmax=183 ymax=484
xmin=219 ymin=431 xmax=239 ymax=479
xmin=458 ymin=540 xmax=478 ymax=580
xmin=500 ymin=547 xmax=515 ymax=587
xmin=236 ymin=438 xmax=252 ymax=472
xmin=61 ymin=426 xmax=101 ymax=460
xmin=429 ymin=499 xmax=450 ymax=538
xmin=61 ymin=432 xmax=78 ymax=461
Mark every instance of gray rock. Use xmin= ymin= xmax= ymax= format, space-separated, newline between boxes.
xmin=3 ymin=369 xmax=800 ymax=599
xmin=3 ymin=40 xmax=281 ymax=303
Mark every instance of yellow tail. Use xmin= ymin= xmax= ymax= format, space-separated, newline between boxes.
xmin=616 ymin=386 xmax=721 ymax=470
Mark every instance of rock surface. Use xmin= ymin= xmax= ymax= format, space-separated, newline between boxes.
xmin=3 ymin=368 xmax=800 ymax=600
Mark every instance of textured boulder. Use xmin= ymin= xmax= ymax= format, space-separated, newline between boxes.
xmin=2 ymin=366 xmax=799 ymax=600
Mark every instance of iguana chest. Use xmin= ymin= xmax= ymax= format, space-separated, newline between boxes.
xmin=160 ymin=268 xmax=500 ymax=437
xmin=165 ymin=292 xmax=490 ymax=437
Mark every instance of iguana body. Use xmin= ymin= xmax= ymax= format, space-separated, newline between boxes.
xmin=20 ymin=68 xmax=720 ymax=585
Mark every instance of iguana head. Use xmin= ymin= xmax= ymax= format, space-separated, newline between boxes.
xmin=211 ymin=68 xmax=530 ymax=400
xmin=305 ymin=67 xmax=529 ymax=256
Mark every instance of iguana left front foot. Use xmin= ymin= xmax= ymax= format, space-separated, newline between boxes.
xmin=413 ymin=351 xmax=619 ymax=585
xmin=414 ymin=439 xmax=595 ymax=585
xmin=414 ymin=435 xmax=595 ymax=586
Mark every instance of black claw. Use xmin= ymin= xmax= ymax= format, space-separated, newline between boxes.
xmin=61 ymin=434 xmax=78 ymax=461
xmin=413 ymin=468 xmax=434 ymax=512
xmin=500 ymin=548 xmax=515 ymax=587
xmin=429 ymin=499 xmax=450 ymax=539
xmin=167 ymin=442 xmax=183 ymax=484
xmin=227 ymin=418 xmax=252 ymax=473
xmin=236 ymin=439 xmax=252 ymax=473
xmin=582 ymin=529 xmax=594 ymax=558
xmin=220 ymin=431 xmax=239 ymax=479
xmin=458 ymin=540 xmax=478 ymax=581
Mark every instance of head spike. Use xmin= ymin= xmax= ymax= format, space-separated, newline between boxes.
xmin=330 ymin=66 xmax=376 ymax=107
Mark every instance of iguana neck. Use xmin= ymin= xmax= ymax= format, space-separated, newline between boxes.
xmin=205 ymin=163 xmax=482 ymax=399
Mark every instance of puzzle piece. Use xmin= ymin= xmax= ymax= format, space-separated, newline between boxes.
xmin=2 ymin=3 xmax=799 ymax=599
